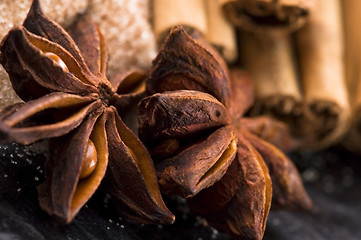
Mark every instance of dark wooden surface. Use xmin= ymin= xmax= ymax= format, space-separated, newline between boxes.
xmin=0 ymin=142 xmax=360 ymax=240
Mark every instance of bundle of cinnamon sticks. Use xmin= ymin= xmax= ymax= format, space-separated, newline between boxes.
xmin=233 ymin=0 xmax=350 ymax=150
xmin=152 ymin=0 xmax=361 ymax=152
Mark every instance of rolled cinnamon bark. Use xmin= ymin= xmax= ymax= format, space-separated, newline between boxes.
xmin=342 ymin=0 xmax=361 ymax=103
xmin=223 ymin=0 xmax=310 ymax=145
xmin=221 ymin=0 xmax=315 ymax=34
xmin=240 ymin=31 xmax=303 ymax=138
xmin=152 ymin=0 xmax=207 ymax=46
xmin=341 ymin=0 xmax=361 ymax=153
xmin=295 ymin=0 xmax=350 ymax=149
xmin=205 ymin=0 xmax=237 ymax=63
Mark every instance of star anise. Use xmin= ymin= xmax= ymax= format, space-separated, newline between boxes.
xmin=138 ymin=26 xmax=312 ymax=239
xmin=0 ymin=0 xmax=174 ymax=224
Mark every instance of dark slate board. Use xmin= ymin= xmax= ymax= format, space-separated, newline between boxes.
xmin=0 ymin=142 xmax=360 ymax=240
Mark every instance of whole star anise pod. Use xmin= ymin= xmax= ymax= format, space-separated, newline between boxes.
xmin=0 ymin=0 xmax=174 ymax=224
xmin=138 ymin=26 xmax=312 ymax=239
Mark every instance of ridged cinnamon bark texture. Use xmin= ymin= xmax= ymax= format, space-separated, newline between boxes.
xmin=295 ymin=0 xmax=350 ymax=149
xmin=341 ymin=0 xmax=361 ymax=154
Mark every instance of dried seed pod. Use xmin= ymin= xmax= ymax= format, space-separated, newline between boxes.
xmin=138 ymin=90 xmax=236 ymax=197
xmin=138 ymin=90 xmax=230 ymax=143
xmin=104 ymin=107 xmax=175 ymax=224
xmin=0 ymin=0 xmax=173 ymax=224
xmin=156 ymin=126 xmax=237 ymax=198
xmin=37 ymin=112 xmax=107 ymax=223
xmin=23 ymin=0 xmax=93 ymax=75
xmin=149 ymin=138 xmax=180 ymax=160
xmin=0 ymin=93 xmax=101 ymax=144
xmin=135 ymin=12 xmax=312 ymax=239
xmin=188 ymin=134 xmax=272 ymax=240
xmin=185 ymin=150 xmax=240 ymax=215
xmin=0 ymin=26 xmax=98 ymax=101
xmin=228 ymin=68 xmax=255 ymax=119
xmin=243 ymin=128 xmax=312 ymax=210
xmin=241 ymin=115 xmax=302 ymax=152
xmin=109 ymin=69 xmax=148 ymax=133
xmin=66 ymin=13 xmax=108 ymax=76
xmin=110 ymin=69 xmax=146 ymax=95
xmin=147 ymin=26 xmax=232 ymax=107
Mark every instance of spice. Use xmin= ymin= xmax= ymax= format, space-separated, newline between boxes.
xmin=338 ymin=0 xmax=361 ymax=153
xmin=152 ymin=0 xmax=207 ymax=46
xmin=138 ymin=26 xmax=312 ymax=239
xmin=295 ymin=0 xmax=350 ymax=149
xmin=152 ymin=0 xmax=237 ymax=63
xmin=239 ymin=31 xmax=303 ymax=139
xmin=139 ymin=90 xmax=236 ymax=197
xmin=0 ymin=0 xmax=89 ymax=108
xmin=188 ymin=133 xmax=271 ymax=240
xmin=221 ymin=0 xmax=315 ymax=34
xmin=221 ymin=0 xmax=311 ymax=151
xmin=205 ymin=0 xmax=238 ymax=63
xmin=242 ymin=129 xmax=311 ymax=210
xmin=240 ymin=116 xmax=302 ymax=152
xmin=0 ymin=0 xmax=174 ymax=224
xmin=223 ymin=0 xmax=350 ymax=150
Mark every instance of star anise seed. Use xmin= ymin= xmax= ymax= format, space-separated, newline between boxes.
xmin=138 ymin=26 xmax=312 ymax=239
xmin=0 ymin=0 xmax=174 ymax=224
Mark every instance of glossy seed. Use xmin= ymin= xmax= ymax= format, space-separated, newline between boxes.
xmin=44 ymin=52 xmax=69 ymax=72
xmin=79 ymin=139 xmax=97 ymax=179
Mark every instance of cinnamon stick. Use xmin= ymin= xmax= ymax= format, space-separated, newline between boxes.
xmin=205 ymin=0 xmax=237 ymax=63
xmin=295 ymin=0 xmax=350 ymax=149
xmin=221 ymin=0 xmax=315 ymax=34
xmin=340 ymin=0 xmax=361 ymax=153
xmin=222 ymin=0 xmax=311 ymax=144
xmin=240 ymin=31 xmax=303 ymax=136
xmin=152 ymin=0 xmax=207 ymax=46
xmin=342 ymin=0 xmax=361 ymax=103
